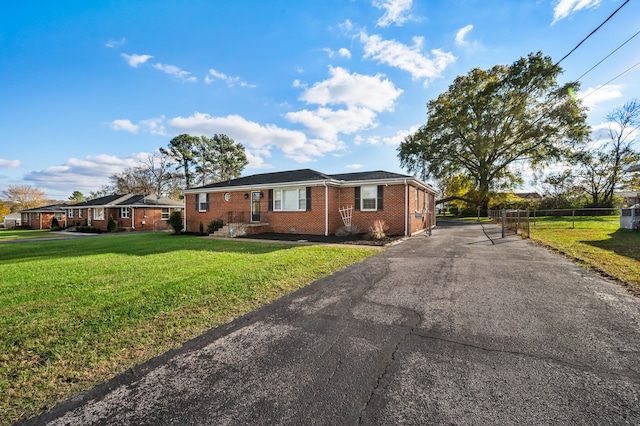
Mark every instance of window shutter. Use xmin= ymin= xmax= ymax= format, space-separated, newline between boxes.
xmin=195 ymin=194 xmax=199 ymax=212
xmin=268 ymin=189 xmax=273 ymax=211
xmin=205 ymin=193 xmax=210 ymax=212
xmin=355 ymin=187 xmax=360 ymax=211
xmin=306 ymin=187 xmax=311 ymax=211
xmin=377 ymin=185 xmax=384 ymax=211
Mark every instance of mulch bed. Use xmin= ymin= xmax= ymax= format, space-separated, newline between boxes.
xmin=237 ymin=232 xmax=403 ymax=246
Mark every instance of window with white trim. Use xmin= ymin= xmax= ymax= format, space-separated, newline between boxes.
xmin=161 ymin=208 xmax=170 ymax=220
xmin=273 ymin=187 xmax=306 ymax=211
xmin=121 ymin=208 xmax=130 ymax=219
xmin=415 ymin=188 xmax=420 ymax=212
xmin=94 ymin=208 xmax=105 ymax=220
xmin=198 ymin=193 xmax=208 ymax=212
xmin=78 ymin=209 xmax=83 ymax=218
xmin=361 ymin=185 xmax=377 ymax=211
xmin=68 ymin=209 xmax=74 ymax=218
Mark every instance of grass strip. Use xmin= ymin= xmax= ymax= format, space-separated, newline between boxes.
xmin=0 ymin=229 xmax=61 ymax=241
xmin=0 ymin=233 xmax=380 ymax=425
xmin=529 ymin=215 xmax=640 ymax=292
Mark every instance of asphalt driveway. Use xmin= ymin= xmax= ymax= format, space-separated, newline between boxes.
xmin=20 ymin=221 xmax=640 ymax=425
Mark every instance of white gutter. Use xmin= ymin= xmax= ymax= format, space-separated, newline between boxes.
xmin=323 ymin=181 xmax=328 ymax=236
xmin=404 ymin=179 xmax=408 ymax=236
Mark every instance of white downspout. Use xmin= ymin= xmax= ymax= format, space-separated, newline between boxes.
xmin=404 ymin=179 xmax=408 ymax=236
xmin=324 ymin=181 xmax=328 ymax=236
xmin=131 ymin=207 xmax=135 ymax=230
xmin=183 ymin=196 xmax=187 ymax=232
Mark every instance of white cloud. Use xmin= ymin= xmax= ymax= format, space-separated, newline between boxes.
xmin=374 ymin=0 xmax=414 ymax=27
xmin=204 ymin=68 xmax=255 ymax=87
xmin=245 ymin=149 xmax=275 ymax=170
xmin=323 ymin=48 xmax=335 ymax=58
xmin=152 ymin=63 xmax=197 ymax=83
xmin=298 ymin=66 xmax=403 ymax=112
xmin=169 ymin=112 xmax=343 ymax=163
xmin=24 ymin=153 xmax=149 ymax=194
xmin=109 ymin=119 xmax=139 ymax=134
xmin=346 ymin=164 xmax=364 ymax=170
xmin=338 ymin=48 xmax=352 ymax=59
xmin=0 ymin=158 xmax=21 ymax=168
xmin=285 ymin=106 xmax=378 ymax=142
xmin=552 ymin=0 xmax=601 ymax=24
xmin=578 ymin=84 xmax=623 ymax=109
xmin=455 ymin=24 xmax=473 ymax=46
xmin=381 ymin=125 xmax=420 ymax=145
xmin=121 ymin=53 xmax=153 ymax=67
xmin=339 ymin=19 xmax=354 ymax=33
xmin=360 ymin=32 xmax=456 ymax=85
xmin=140 ymin=117 xmax=167 ymax=136
xmin=105 ymin=38 xmax=126 ymax=48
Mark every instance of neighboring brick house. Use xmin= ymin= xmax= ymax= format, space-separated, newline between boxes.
xmin=20 ymin=203 xmax=69 ymax=229
xmin=67 ymin=194 xmax=184 ymax=232
xmin=183 ymin=169 xmax=436 ymax=237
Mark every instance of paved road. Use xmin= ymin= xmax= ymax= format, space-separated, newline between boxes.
xmin=21 ymin=221 xmax=640 ymax=425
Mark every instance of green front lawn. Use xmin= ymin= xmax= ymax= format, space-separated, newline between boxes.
xmin=0 ymin=229 xmax=60 ymax=241
xmin=529 ymin=216 xmax=640 ymax=291
xmin=0 ymin=233 xmax=380 ymax=425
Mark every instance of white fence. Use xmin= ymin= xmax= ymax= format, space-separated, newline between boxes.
xmin=620 ymin=208 xmax=639 ymax=231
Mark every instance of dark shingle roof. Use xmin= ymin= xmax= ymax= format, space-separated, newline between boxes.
xmin=71 ymin=194 xmax=183 ymax=207
xmin=118 ymin=195 xmax=183 ymax=207
xmin=189 ymin=169 xmax=419 ymax=191
xmin=193 ymin=169 xmax=333 ymax=189
xmin=328 ymin=170 xmax=411 ymax=181
xmin=74 ymin=194 xmax=129 ymax=207
xmin=20 ymin=203 xmax=69 ymax=213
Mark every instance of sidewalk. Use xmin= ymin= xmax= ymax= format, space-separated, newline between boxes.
xmin=19 ymin=221 xmax=640 ymax=425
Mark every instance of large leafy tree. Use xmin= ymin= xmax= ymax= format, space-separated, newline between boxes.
xmin=398 ymin=52 xmax=589 ymax=210
xmin=2 ymin=185 xmax=47 ymax=211
xmin=575 ymin=99 xmax=640 ymax=207
xmin=194 ymin=134 xmax=248 ymax=185
xmin=160 ymin=134 xmax=198 ymax=189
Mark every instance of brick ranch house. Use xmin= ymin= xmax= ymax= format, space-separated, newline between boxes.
xmin=67 ymin=194 xmax=184 ymax=232
xmin=183 ymin=169 xmax=436 ymax=237
xmin=20 ymin=203 xmax=69 ymax=229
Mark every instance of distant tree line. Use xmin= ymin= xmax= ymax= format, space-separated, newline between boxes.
xmin=90 ymin=133 xmax=248 ymax=200
xmin=0 ymin=133 xmax=248 ymax=215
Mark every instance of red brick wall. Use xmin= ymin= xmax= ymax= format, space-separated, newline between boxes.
xmin=72 ymin=207 xmax=180 ymax=231
xmin=186 ymin=182 xmax=435 ymax=236
xmin=336 ymin=184 xmax=407 ymax=236
xmin=22 ymin=212 xmax=64 ymax=229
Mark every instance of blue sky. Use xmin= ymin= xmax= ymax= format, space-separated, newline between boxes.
xmin=1 ymin=0 xmax=639 ymax=199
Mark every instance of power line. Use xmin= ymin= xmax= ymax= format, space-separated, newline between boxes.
xmin=574 ymin=28 xmax=640 ymax=82
xmin=580 ymin=59 xmax=640 ymax=101
xmin=555 ymin=0 xmax=631 ymax=67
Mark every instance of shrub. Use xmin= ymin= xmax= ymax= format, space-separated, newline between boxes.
xmin=167 ymin=211 xmax=183 ymax=234
xmin=207 ymin=219 xmax=224 ymax=234
xmin=107 ymin=215 xmax=117 ymax=233
xmin=76 ymin=226 xmax=101 ymax=233
xmin=368 ymin=220 xmax=388 ymax=240
xmin=199 ymin=222 xmax=204 ymax=235
xmin=50 ymin=217 xmax=60 ymax=231
xmin=335 ymin=224 xmax=359 ymax=237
